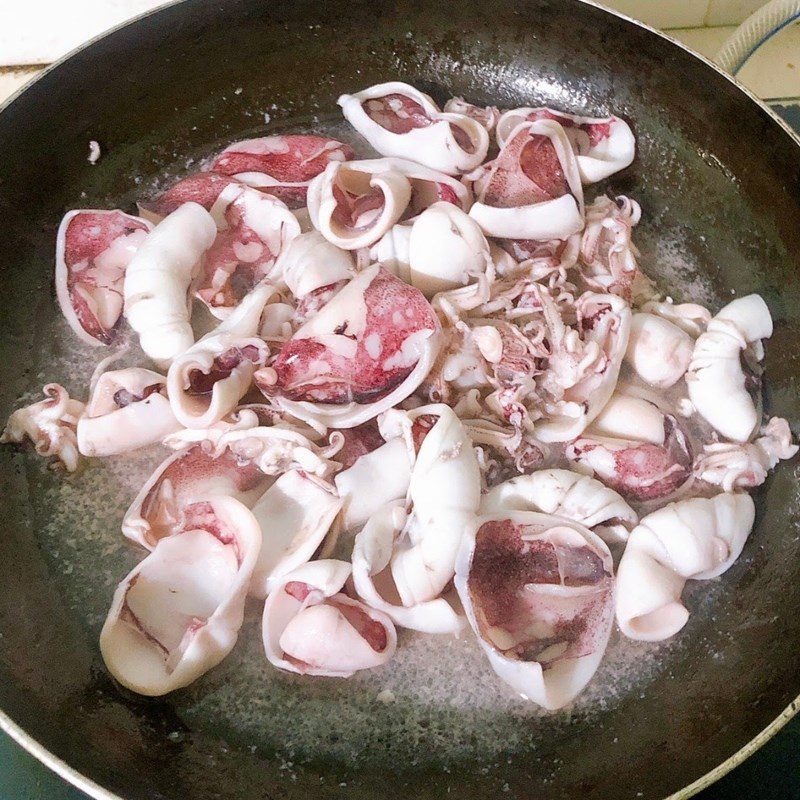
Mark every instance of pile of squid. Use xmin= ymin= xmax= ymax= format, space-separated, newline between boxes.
xmin=3 ymin=81 xmax=796 ymax=710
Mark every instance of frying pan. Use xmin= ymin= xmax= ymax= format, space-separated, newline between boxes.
xmin=1 ymin=1 xmax=799 ymax=798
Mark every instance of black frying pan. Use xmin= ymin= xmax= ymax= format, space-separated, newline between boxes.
xmin=1 ymin=1 xmax=799 ymax=798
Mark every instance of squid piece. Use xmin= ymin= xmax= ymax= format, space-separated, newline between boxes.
xmin=455 ymin=512 xmax=615 ymax=710
xmin=352 ymin=503 xmax=466 ymax=633
xmin=279 ymin=231 xmax=354 ymax=299
xmin=138 ymin=172 xmax=240 ymax=222
xmin=370 ymin=223 xmax=413 ymax=281
xmin=640 ymin=298 xmax=711 ymax=338
xmin=468 ymin=120 xmax=584 ymax=241
xmin=480 ymin=469 xmax=637 ymax=542
xmin=166 ymin=284 xmax=272 ymax=429
xmin=578 ymin=195 xmax=643 ymax=300
xmin=616 ymin=492 xmax=755 ymax=641
xmin=77 ymin=368 xmax=180 ymax=457
xmin=1 ymin=384 xmax=85 ymax=471
xmin=693 ymin=416 xmax=798 ymax=491
xmin=334 ymin=437 xmax=413 ymax=531
xmin=211 ymin=134 xmax=354 ymax=209
xmin=388 ymin=404 xmax=481 ymax=605
xmin=56 ymin=210 xmax=152 ymax=346
xmin=307 ymin=157 xmax=470 ymax=250
xmin=407 ymin=202 xmax=493 ymax=297
xmin=123 ymin=202 xmax=217 ymax=366
xmin=255 ymin=265 xmax=441 ymax=429
xmin=262 ymin=559 xmax=397 ymax=677
xmin=443 ymin=97 xmax=500 ymax=133
xmin=198 ymin=183 xmax=300 ymax=318
xmin=566 ymin=392 xmax=693 ymax=503
xmin=100 ymin=496 xmax=261 ymax=696
xmin=686 ymin=294 xmax=773 ymax=442
xmin=349 ymin=405 xmax=480 ymax=631
xmin=248 ymin=470 xmax=343 ymax=598
xmin=536 ymin=292 xmax=632 ymax=442
xmin=624 ymin=312 xmax=693 ymax=389
xmin=122 ymin=445 xmax=272 ymax=549
xmin=307 ymin=159 xmax=412 ymax=250
xmin=495 ymin=106 xmax=635 ymax=183
xmin=338 ymin=82 xmax=489 ymax=174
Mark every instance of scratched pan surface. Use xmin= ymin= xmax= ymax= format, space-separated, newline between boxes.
xmin=1 ymin=1 xmax=800 ymax=798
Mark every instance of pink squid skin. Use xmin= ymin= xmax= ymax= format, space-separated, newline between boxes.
xmin=262 ymin=267 xmax=439 ymax=406
xmin=363 ymin=93 xmax=475 ymax=152
xmin=334 ymin=420 xmax=386 ymax=469
xmin=292 ymin=280 xmax=348 ymax=326
xmin=566 ymin=417 xmax=693 ymax=502
xmin=481 ymin=126 xmax=571 ymax=209
xmin=211 ymin=135 xmax=355 ymax=209
xmin=132 ymin=445 xmax=270 ymax=548
xmin=186 ymin=344 xmax=265 ymax=396
xmin=140 ymin=172 xmax=240 ymax=219
xmin=468 ymin=519 xmax=612 ymax=664
xmin=59 ymin=210 xmax=152 ymax=344
xmin=521 ymin=108 xmax=612 ymax=148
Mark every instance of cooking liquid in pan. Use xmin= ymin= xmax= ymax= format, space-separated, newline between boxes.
xmin=14 ymin=112 xmax=751 ymax=776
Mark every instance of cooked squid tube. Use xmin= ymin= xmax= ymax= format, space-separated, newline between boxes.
xmin=686 ymin=294 xmax=773 ymax=442
xmin=480 ymin=468 xmax=637 ymax=543
xmin=123 ymin=202 xmax=217 ymax=365
xmin=100 ymin=496 xmax=261 ymax=696
xmin=248 ymin=470 xmax=343 ymax=598
xmin=455 ymin=511 xmax=615 ymax=710
xmin=77 ymin=367 xmax=180 ymax=457
xmin=262 ymin=559 xmax=397 ymax=677
xmin=616 ymin=492 xmax=755 ymax=641
xmin=338 ymin=82 xmax=489 ymax=174
xmin=166 ymin=283 xmax=272 ymax=429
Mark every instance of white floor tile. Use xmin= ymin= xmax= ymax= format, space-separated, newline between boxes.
xmin=0 ymin=67 xmax=42 ymax=105
xmin=671 ymin=22 xmax=800 ymax=100
xmin=704 ymin=0 xmax=765 ymax=26
xmin=0 ymin=0 xmax=169 ymax=66
xmin=599 ymin=0 xmax=709 ymax=29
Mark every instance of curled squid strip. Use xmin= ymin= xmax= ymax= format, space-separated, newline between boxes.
xmin=56 ymin=210 xmax=152 ymax=346
xmin=138 ymin=172 xmax=240 ymax=222
xmin=339 ymin=82 xmax=489 ymax=174
xmin=262 ymin=559 xmax=397 ymax=677
xmin=199 ymin=184 xmax=300 ymax=317
xmin=122 ymin=445 xmax=272 ymax=549
xmin=279 ymin=230 xmax=354 ymax=299
xmin=249 ymin=470 xmax=343 ymax=598
xmin=693 ymin=416 xmax=798 ymax=491
xmin=455 ymin=511 xmax=615 ymax=710
xmin=100 ymin=496 xmax=261 ymax=696
xmin=566 ymin=391 xmax=693 ymax=503
xmin=166 ymin=283 xmax=273 ymax=429
xmin=123 ymin=202 xmax=217 ymax=366
xmin=616 ymin=493 xmax=755 ymax=641
xmin=469 ymin=120 xmax=584 ymax=241
xmin=1 ymin=384 xmax=85 ymax=471
xmin=480 ymin=469 xmax=637 ymax=542
xmin=496 ymin=106 xmax=635 ymax=183
xmin=624 ymin=312 xmax=694 ymax=389
xmin=77 ymin=368 xmax=179 ymax=457
xmin=256 ymin=265 xmax=441 ymax=429
xmin=351 ymin=503 xmax=466 ymax=634
xmin=686 ymin=294 xmax=773 ymax=442
xmin=211 ymin=134 xmax=354 ymax=209
xmin=443 ymin=97 xmax=500 ymax=133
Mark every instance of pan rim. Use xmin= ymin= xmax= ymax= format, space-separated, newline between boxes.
xmin=0 ymin=0 xmax=798 ymax=798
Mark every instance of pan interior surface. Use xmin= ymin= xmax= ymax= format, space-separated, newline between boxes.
xmin=0 ymin=2 xmax=799 ymax=799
